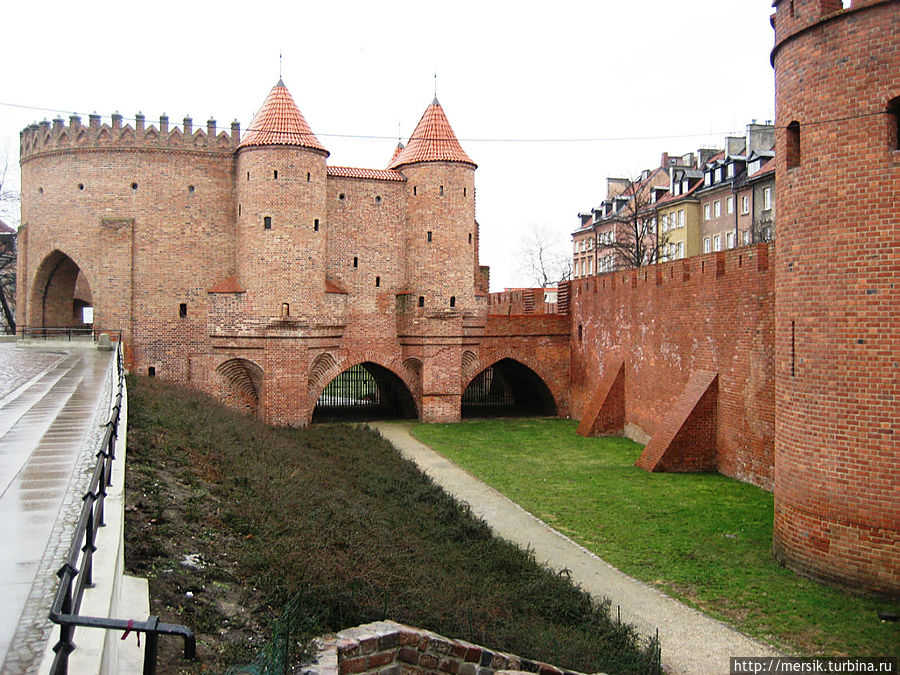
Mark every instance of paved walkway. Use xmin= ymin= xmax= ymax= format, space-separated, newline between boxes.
xmin=0 ymin=343 xmax=114 ymax=674
xmin=371 ymin=422 xmax=780 ymax=675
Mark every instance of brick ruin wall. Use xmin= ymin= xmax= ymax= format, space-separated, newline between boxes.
xmin=303 ymin=621 xmax=589 ymax=675
xmin=567 ymin=244 xmax=776 ymax=490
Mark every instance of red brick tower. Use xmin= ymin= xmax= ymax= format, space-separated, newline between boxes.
xmin=771 ymin=0 xmax=899 ymax=594
xmin=389 ymin=100 xmax=480 ymax=422
xmin=390 ymin=99 xmax=478 ymax=313
xmin=235 ymin=81 xmax=329 ymax=318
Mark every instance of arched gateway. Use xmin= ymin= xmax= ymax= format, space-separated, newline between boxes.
xmin=312 ymin=362 xmax=418 ymax=423
xmin=29 ymin=250 xmax=94 ymax=329
xmin=462 ymin=358 xmax=557 ymax=418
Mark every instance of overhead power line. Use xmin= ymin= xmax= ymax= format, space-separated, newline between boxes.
xmin=0 ymin=99 xmax=887 ymax=144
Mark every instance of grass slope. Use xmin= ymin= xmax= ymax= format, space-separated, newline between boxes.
xmin=409 ymin=418 xmax=899 ymax=658
xmin=124 ymin=378 xmax=660 ymax=674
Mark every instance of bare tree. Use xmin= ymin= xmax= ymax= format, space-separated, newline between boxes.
xmin=518 ymin=223 xmax=572 ymax=287
xmin=595 ymin=178 xmax=667 ymax=270
xmin=0 ymin=147 xmax=19 ymax=334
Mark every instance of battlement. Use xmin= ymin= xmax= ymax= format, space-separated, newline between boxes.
xmin=19 ymin=112 xmax=241 ymax=161
xmin=771 ymin=0 xmax=895 ymax=61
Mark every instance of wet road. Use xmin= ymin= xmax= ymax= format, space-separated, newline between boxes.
xmin=0 ymin=344 xmax=114 ymax=673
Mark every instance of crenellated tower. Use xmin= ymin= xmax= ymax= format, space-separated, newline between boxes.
xmin=771 ymin=0 xmax=899 ymax=595
xmin=235 ymin=80 xmax=329 ymax=319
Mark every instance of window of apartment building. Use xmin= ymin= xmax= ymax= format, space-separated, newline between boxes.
xmin=714 ymin=234 xmax=722 ymax=252
xmin=726 ymin=196 xmax=734 ymax=214
xmin=787 ymin=121 xmax=801 ymax=168
xmin=587 ymin=258 xmax=593 ymax=275
xmin=678 ymin=209 xmax=685 ymax=227
xmin=763 ymin=187 xmax=772 ymax=210
xmin=704 ymin=171 xmax=713 ymax=187
xmin=715 ymin=167 xmax=723 ymax=183
xmin=677 ymin=241 xmax=684 ymax=259
xmin=704 ymin=237 xmax=712 ymax=253
xmin=743 ymin=230 xmax=751 ymax=245
xmin=727 ymin=163 xmax=735 ymax=179
xmin=714 ymin=201 xmax=721 ymax=218
xmin=726 ymin=232 xmax=735 ymax=249
xmin=741 ymin=195 xmax=750 ymax=214
xmin=661 ymin=214 xmax=668 ymax=232
xmin=704 ymin=204 xmax=711 ymax=220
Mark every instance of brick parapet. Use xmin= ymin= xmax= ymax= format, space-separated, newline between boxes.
xmin=19 ymin=113 xmax=238 ymax=163
xmin=302 ymin=621 xmax=587 ymax=675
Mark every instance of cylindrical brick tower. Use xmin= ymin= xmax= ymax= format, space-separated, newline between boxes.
xmin=771 ymin=0 xmax=899 ymax=594
xmin=235 ymin=80 xmax=329 ymax=318
xmin=390 ymin=99 xmax=478 ymax=313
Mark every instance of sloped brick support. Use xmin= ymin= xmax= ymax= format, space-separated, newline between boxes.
xmin=636 ymin=371 xmax=718 ymax=473
xmin=576 ymin=358 xmax=624 ymax=437
xmin=302 ymin=621 xmax=588 ymax=675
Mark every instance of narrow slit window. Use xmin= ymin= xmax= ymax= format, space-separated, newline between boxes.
xmin=281 ymin=303 xmax=290 ymax=318
xmin=468 ymin=233 xmax=472 ymax=244
xmin=375 ymin=276 xmax=380 ymax=287
xmin=786 ymin=121 xmax=801 ymax=168
xmin=179 ymin=303 xmax=187 ymax=318
xmin=264 ymin=216 xmax=272 ymax=230
xmin=353 ymin=256 xmax=358 ymax=268
xmin=427 ymin=231 xmax=432 ymax=242
xmin=418 ymin=296 xmax=424 ymax=308
xmin=413 ymin=186 xmax=417 ymax=196
xmin=439 ymin=185 xmax=444 ymax=196
xmin=889 ymin=97 xmax=900 ymax=151
xmin=273 ymin=170 xmax=278 ymax=180
xmin=307 ymin=172 xmax=311 ymax=182
xmin=148 ymin=366 xmax=156 ymax=377
xmin=449 ymin=296 xmax=456 ymax=308
xmin=314 ymin=219 xmax=320 ymax=231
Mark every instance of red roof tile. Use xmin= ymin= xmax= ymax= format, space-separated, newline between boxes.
xmin=327 ymin=166 xmax=406 ymax=182
xmin=208 ymin=274 xmax=246 ymax=293
xmin=389 ymin=142 xmax=405 ymax=166
xmin=239 ymin=80 xmax=328 ymax=154
xmin=389 ymin=98 xmax=476 ymax=170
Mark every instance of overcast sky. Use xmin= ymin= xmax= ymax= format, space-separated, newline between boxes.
xmin=0 ymin=1 xmax=776 ymax=291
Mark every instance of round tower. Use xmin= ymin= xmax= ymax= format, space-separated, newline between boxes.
xmin=771 ymin=0 xmax=899 ymax=594
xmin=235 ymin=80 xmax=329 ymax=318
xmin=389 ymin=99 xmax=478 ymax=313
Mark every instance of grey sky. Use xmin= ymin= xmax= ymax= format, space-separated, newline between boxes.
xmin=0 ymin=1 xmax=776 ymax=290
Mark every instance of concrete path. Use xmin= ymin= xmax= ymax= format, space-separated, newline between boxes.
xmin=371 ymin=422 xmax=780 ymax=675
xmin=0 ymin=343 xmax=114 ymax=674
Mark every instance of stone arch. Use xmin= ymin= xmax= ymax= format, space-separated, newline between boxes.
xmin=462 ymin=351 xmax=560 ymax=418
xmin=307 ymin=351 xmax=338 ymax=396
xmin=215 ymin=357 xmax=264 ymax=418
xmin=28 ymin=249 xmax=95 ymax=329
xmin=308 ymin=352 xmax=419 ymax=424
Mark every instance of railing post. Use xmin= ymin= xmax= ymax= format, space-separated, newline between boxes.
xmin=81 ymin=494 xmax=97 ymax=589
xmin=143 ymin=617 xmax=160 ymax=675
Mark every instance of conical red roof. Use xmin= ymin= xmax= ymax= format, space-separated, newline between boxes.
xmin=388 ymin=98 xmax=475 ymax=170
xmin=239 ymin=80 xmax=328 ymax=154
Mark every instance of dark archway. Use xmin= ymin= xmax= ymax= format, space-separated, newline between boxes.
xmin=462 ymin=358 xmax=557 ymax=418
xmin=30 ymin=250 xmax=94 ymax=328
xmin=312 ymin=362 xmax=417 ymax=423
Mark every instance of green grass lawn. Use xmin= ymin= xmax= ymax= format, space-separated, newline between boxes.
xmin=408 ymin=418 xmax=899 ymax=657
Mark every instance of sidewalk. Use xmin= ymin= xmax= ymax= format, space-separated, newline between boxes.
xmin=0 ymin=343 xmax=114 ymax=674
xmin=371 ymin=422 xmax=780 ymax=675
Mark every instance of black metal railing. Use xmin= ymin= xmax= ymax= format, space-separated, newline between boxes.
xmin=18 ymin=325 xmax=123 ymax=343
xmin=48 ymin=342 xmax=195 ymax=675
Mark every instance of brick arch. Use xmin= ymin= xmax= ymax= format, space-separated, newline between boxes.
xmin=461 ymin=349 xmax=480 ymax=385
xmin=307 ymin=351 xmax=339 ymax=396
xmin=466 ymin=348 xmax=564 ymax=414
xmin=306 ymin=350 xmax=420 ymax=424
xmin=215 ymin=357 xmax=264 ymax=418
xmin=28 ymin=249 xmax=96 ymax=329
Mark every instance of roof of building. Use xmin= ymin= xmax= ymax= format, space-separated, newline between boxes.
xmin=748 ymin=158 xmax=776 ymax=180
xmin=0 ymin=219 xmax=14 ymax=235
xmin=655 ymin=174 xmax=706 ymax=207
xmin=388 ymin=98 xmax=476 ymax=170
xmin=238 ymin=80 xmax=328 ymax=154
xmin=207 ymin=274 xmax=246 ymax=293
xmin=327 ymin=166 xmax=406 ymax=182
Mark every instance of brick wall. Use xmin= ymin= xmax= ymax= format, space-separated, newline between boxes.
xmin=304 ymin=621 xmax=588 ymax=675
xmin=569 ymin=245 xmax=775 ymax=489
